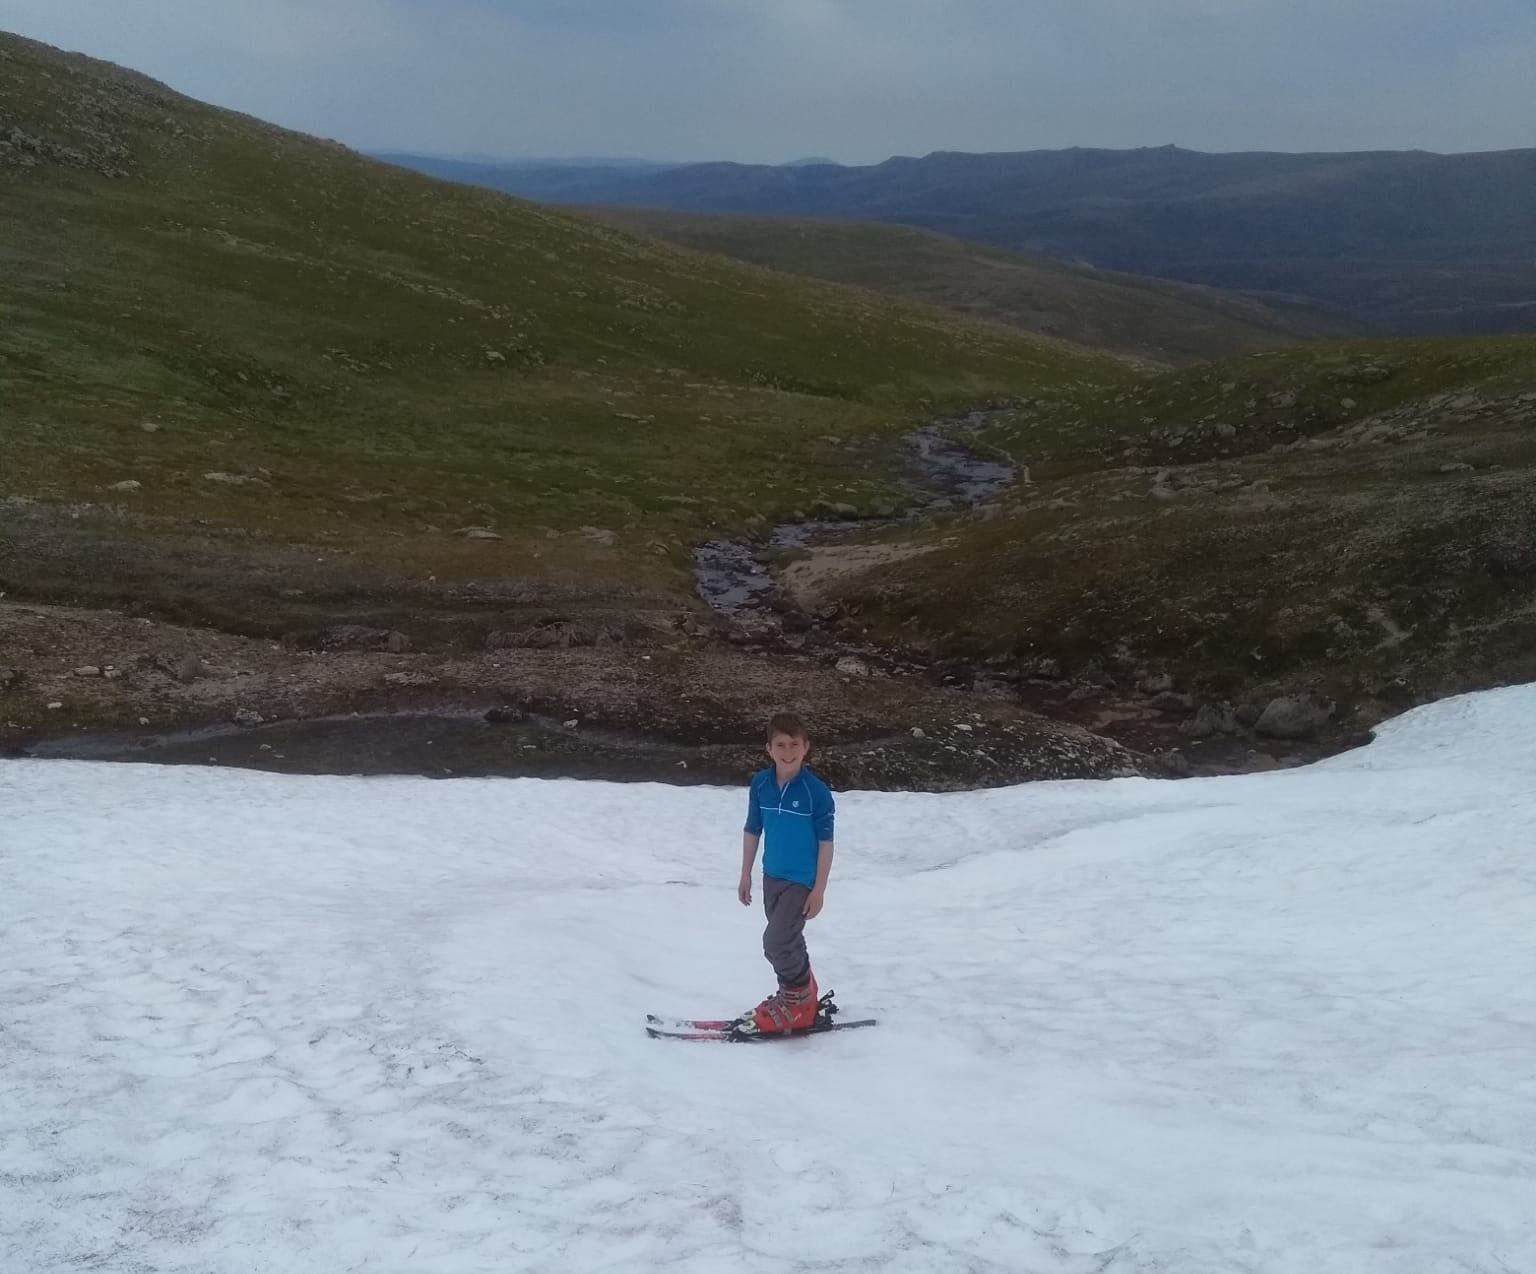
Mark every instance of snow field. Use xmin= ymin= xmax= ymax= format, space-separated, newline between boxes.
xmin=3 ymin=686 xmax=1534 ymax=1272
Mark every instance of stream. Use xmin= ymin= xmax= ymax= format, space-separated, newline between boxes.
xmin=693 ymin=409 xmax=1017 ymax=621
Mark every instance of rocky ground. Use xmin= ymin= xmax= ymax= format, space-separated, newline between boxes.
xmin=0 ymin=408 xmax=1384 ymax=790
xmin=1 ymin=584 xmax=1368 ymax=790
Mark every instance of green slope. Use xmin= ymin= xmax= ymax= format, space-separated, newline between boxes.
xmin=588 ymin=208 xmax=1346 ymax=365
xmin=0 ymin=32 xmax=1128 ymax=600
xmin=409 ymin=145 xmax=1536 ymax=336
xmin=789 ymin=335 xmax=1536 ymax=710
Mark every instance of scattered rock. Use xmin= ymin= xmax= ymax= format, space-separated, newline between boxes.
xmin=456 ymin=526 xmax=502 ymax=540
xmin=233 ymin=708 xmax=264 ymax=727
xmin=489 ymin=621 xmax=618 ymax=650
xmin=0 ymin=668 xmax=18 ymax=692
xmin=72 ymin=665 xmax=102 ymax=677
xmin=484 ymin=706 xmax=527 ymax=724
xmin=910 ymin=727 xmax=926 ymax=739
xmin=106 ymin=480 xmax=142 ymax=492
xmin=202 ymin=471 xmax=262 ymax=485
xmin=835 ymin=656 xmax=870 ymax=677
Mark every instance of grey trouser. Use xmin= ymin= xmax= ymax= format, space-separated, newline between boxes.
xmin=762 ymin=875 xmax=812 ymax=987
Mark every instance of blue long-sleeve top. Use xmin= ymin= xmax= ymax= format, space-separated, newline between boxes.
xmin=744 ymin=766 xmax=836 ymax=889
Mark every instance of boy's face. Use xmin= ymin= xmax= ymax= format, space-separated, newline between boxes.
xmin=767 ymin=731 xmax=810 ymax=770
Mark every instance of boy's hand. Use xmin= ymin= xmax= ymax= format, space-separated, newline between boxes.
xmin=803 ymin=888 xmax=825 ymax=920
xmin=737 ymin=873 xmax=752 ymax=906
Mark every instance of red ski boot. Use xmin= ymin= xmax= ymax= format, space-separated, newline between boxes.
xmin=745 ymin=970 xmax=819 ymax=1035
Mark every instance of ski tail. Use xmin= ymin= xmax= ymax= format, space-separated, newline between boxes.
xmin=646 ymin=1024 xmax=733 ymax=1042
xmin=645 ymin=1014 xmax=736 ymax=1032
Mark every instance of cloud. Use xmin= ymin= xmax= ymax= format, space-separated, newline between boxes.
xmin=3 ymin=0 xmax=1532 ymax=161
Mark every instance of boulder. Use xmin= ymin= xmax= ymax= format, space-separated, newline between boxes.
xmin=155 ymin=652 xmax=210 ymax=683
xmin=1179 ymin=703 xmax=1240 ymax=737
xmin=381 ymin=671 xmax=437 ymax=687
xmin=1255 ymin=694 xmax=1336 ymax=740
xmin=321 ymin=625 xmax=398 ymax=651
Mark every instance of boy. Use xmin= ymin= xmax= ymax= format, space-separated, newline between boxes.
xmin=738 ymin=712 xmax=836 ymax=1033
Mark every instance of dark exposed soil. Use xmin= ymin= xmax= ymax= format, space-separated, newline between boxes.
xmin=0 ymin=534 xmax=1363 ymax=791
xmin=1 ymin=597 xmax=1160 ymax=789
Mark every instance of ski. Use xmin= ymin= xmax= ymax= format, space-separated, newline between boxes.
xmin=645 ymin=1017 xmax=877 ymax=1042
xmin=645 ymin=990 xmax=876 ymax=1042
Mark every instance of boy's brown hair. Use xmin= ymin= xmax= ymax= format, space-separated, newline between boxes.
xmin=765 ymin=712 xmax=810 ymax=744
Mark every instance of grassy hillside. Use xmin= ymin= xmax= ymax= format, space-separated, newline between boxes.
xmin=0 ymin=33 xmax=1126 ymax=619
xmin=786 ymin=335 xmax=1536 ymax=714
xmin=402 ymin=146 xmax=1536 ymax=336
xmin=587 ymin=209 xmax=1343 ymax=365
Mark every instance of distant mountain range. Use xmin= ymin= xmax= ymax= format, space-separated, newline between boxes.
xmin=377 ymin=146 xmax=1536 ymax=335
xmin=367 ymin=153 xmax=681 ymax=202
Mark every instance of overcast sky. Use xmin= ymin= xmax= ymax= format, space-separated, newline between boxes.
xmin=4 ymin=0 xmax=1533 ymax=163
